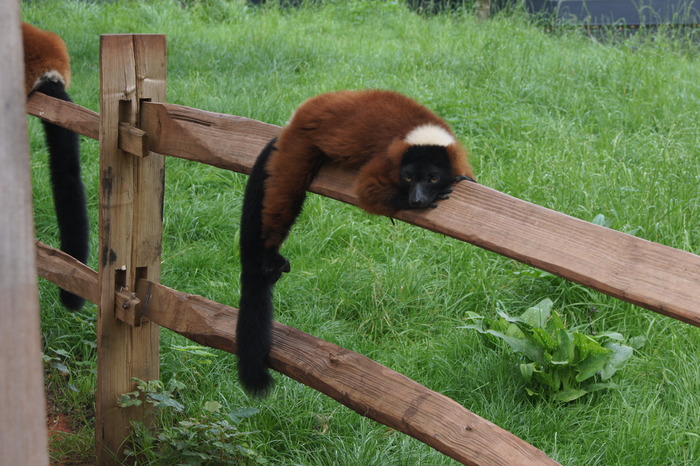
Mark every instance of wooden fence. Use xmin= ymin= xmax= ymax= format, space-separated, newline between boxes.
xmin=1 ymin=3 xmax=49 ymax=464
xmin=18 ymin=32 xmax=700 ymax=465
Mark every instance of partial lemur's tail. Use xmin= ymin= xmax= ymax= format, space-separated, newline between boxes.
xmin=35 ymin=79 xmax=89 ymax=311
xmin=237 ymin=139 xmax=279 ymax=396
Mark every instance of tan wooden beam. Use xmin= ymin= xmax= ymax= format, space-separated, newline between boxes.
xmin=395 ymin=182 xmax=700 ymax=326
xmin=28 ymin=95 xmax=700 ymax=327
xmin=27 ymin=90 xmax=100 ymax=140
xmin=95 ymin=34 xmax=166 ymax=464
xmin=136 ymin=278 xmax=559 ymax=466
xmin=26 ymin=92 xmax=149 ymax=157
xmin=140 ymin=101 xmax=280 ymax=174
xmin=0 ymin=3 xmax=49 ymax=463
xmin=35 ymin=240 xmax=558 ymax=464
xmin=30 ymin=83 xmax=700 ymax=326
xmin=36 ymin=240 xmax=99 ymax=304
xmin=142 ymin=102 xmax=700 ymax=327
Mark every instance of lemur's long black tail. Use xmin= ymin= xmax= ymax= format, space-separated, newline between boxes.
xmin=237 ymin=139 xmax=279 ymax=396
xmin=35 ymin=80 xmax=89 ymax=311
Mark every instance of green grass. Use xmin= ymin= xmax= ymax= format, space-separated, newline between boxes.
xmin=22 ymin=0 xmax=699 ymax=464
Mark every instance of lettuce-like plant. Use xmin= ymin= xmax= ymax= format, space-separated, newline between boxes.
xmin=463 ymin=299 xmax=644 ymax=402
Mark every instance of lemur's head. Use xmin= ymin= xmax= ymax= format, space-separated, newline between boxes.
xmin=391 ymin=124 xmax=474 ymax=209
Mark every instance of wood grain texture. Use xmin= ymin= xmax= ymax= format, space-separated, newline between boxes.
xmin=27 ymin=90 xmax=100 ymax=139
xmin=0 ymin=4 xmax=50 ymax=463
xmin=95 ymin=34 xmax=165 ymax=464
xmin=395 ymin=183 xmax=700 ymax=326
xmin=36 ymin=240 xmax=99 ymax=304
xmin=136 ymin=279 xmax=557 ymax=466
xmin=27 ymin=92 xmax=147 ymax=157
xmin=27 ymin=95 xmax=700 ymax=327
xmin=140 ymin=101 xmax=280 ymax=174
xmin=141 ymin=102 xmax=700 ymax=326
xmin=35 ymin=242 xmax=557 ymax=464
xmin=118 ymin=122 xmax=148 ymax=157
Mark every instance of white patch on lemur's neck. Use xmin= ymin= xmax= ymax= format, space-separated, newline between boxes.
xmin=404 ymin=124 xmax=454 ymax=147
xmin=32 ymin=71 xmax=66 ymax=91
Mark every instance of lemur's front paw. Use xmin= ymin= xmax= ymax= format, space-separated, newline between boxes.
xmin=437 ymin=187 xmax=454 ymax=200
xmin=454 ymin=175 xmax=476 ymax=183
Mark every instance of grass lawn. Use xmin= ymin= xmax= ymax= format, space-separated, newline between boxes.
xmin=22 ymin=0 xmax=699 ymax=464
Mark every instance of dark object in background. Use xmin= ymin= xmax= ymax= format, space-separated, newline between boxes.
xmin=528 ymin=0 xmax=700 ymax=28
xmin=249 ymin=0 xmax=700 ymax=28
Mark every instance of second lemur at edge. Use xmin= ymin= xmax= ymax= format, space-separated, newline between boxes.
xmin=238 ymin=89 xmax=476 ymax=396
xmin=23 ymin=22 xmax=89 ymax=311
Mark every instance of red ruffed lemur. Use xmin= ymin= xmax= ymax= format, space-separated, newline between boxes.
xmin=23 ymin=22 xmax=88 ymax=310
xmin=237 ymin=89 xmax=475 ymax=396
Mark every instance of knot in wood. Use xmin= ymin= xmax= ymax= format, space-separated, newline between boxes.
xmin=328 ymin=351 xmax=344 ymax=366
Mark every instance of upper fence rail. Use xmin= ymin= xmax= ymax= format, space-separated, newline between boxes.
xmin=27 ymin=91 xmax=700 ymax=327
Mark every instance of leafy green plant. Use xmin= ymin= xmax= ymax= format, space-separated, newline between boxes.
xmin=118 ymin=377 xmax=187 ymax=412
xmin=120 ymin=379 xmax=265 ymax=464
xmin=463 ymin=299 xmax=645 ymax=402
xmin=171 ymin=344 xmax=218 ymax=365
xmin=43 ymin=348 xmax=72 ymax=377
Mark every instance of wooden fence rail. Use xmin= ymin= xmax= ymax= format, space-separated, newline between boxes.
xmin=25 ymin=33 xmax=700 ymax=465
xmin=36 ymin=241 xmax=556 ymax=465
xmin=27 ymin=92 xmax=700 ymax=327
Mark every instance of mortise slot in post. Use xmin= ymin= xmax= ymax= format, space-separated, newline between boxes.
xmin=136 ymin=98 xmax=151 ymax=127
xmin=118 ymin=99 xmax=133 ymax=125
xmin=115 ymin=265 xmax=127 ymax=290
xmin=135 ymin=266 xmax=148 ymax=282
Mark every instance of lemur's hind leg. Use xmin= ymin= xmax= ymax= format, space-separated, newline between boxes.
xmin=260 ymin=137 xmax=325 ymax=277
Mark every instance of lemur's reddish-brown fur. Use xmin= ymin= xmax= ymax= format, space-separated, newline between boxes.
xmin=22 ymin=22 xmax=71 ymax=95
xmin=22 ymin=22 xmax=88 ymax=311
xmin=261 ymin=89 xmax=474 ymax=250
xmin=237 ymin=89 xmax=475 ymax=395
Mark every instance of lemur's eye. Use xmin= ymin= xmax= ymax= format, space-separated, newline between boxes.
xmin=429 ymin=177 xmax=439 ymax=183
xmin=404 ymin=176 xmax=413 ymax=183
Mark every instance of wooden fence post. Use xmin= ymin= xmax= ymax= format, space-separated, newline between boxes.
xmin=96 ymin=34 xmax=166 ymax=464
xmin=0 ymin=1 xmax=50 ymax=463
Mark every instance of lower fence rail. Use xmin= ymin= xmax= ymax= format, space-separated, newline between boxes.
xmin=36 ymin=241 xmax=558 ymax=465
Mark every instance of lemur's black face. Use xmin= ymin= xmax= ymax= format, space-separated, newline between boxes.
xmin=396 ymin=145 xmax=454 ymax=210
